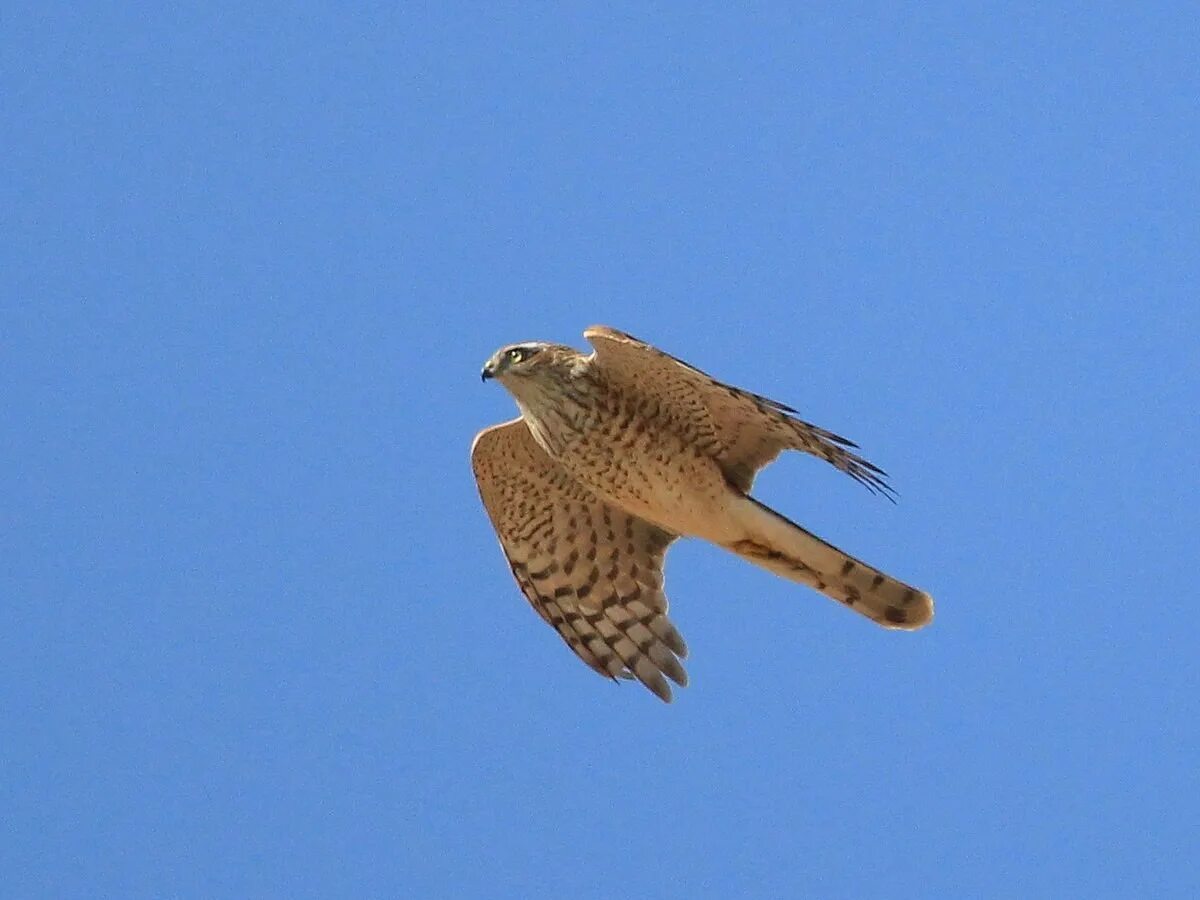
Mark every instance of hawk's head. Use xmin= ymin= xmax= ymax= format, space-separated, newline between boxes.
xmin=480 ymin=341 xmax=579 ymax=384
xmin=480 ymin=340 xmax=594 ymax=439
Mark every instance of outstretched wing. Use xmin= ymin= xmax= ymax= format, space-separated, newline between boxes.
xmin=471 ymin=418 xmax=689 ymax=702
xmin=584 ymin=325 xmax=895 ymax=496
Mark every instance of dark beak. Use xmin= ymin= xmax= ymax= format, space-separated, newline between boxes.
xmin=481 ymin=361 xmax=495 ymax=382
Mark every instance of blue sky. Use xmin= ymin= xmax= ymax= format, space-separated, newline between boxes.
xmin=4 ymin=3 xmax=1198 ymax=897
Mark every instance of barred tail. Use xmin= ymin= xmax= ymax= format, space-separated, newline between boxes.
xmin=725 ymin=495 xmax=934 ymax=629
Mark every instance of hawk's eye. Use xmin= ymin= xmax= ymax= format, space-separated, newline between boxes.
xmin=507 ymin=347 xmax=528 ymax=363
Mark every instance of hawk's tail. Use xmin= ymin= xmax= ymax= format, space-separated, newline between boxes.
xmin=723 ymin=495 xmax=934 ymax=630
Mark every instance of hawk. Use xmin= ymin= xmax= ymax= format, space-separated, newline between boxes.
xmin=471 ymin=325 xmax=933 ymax=702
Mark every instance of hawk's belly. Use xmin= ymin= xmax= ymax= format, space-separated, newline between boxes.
xmin=556 ymin=429 xmax=739 ymax=544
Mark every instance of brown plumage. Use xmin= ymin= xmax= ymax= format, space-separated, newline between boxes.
xmin=472 ymin=325 xmax=933 ymax=702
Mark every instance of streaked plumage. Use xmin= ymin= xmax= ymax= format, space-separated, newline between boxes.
xmin=472 ymin=325 xmax=933 ymax=701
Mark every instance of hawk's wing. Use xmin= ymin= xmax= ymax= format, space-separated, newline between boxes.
xmin=471 ymin=418 xmax=688 ymax=702
xmin=584 ymin=325 xmax=894 ymax=496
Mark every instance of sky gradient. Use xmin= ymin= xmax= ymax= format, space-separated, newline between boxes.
xmin=4 ymin=3 xmax=1199 ymax=897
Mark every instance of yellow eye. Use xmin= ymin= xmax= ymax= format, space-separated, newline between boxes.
xmin=507 ymin=348 xmax=525 ymax=363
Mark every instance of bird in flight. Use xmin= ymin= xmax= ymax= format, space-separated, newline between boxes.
xmin=471 ymin=325 xmax=933 ymax=702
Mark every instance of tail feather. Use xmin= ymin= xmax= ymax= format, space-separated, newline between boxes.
xmin=725 ymin=495 xmax=934 ymax=630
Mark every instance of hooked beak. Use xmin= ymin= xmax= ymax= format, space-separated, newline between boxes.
xmin=480 ymin=360 xmax=496 ymax=382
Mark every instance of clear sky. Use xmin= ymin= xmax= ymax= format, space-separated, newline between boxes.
xmin=4 ymin=3 xmax=1198 ymax=898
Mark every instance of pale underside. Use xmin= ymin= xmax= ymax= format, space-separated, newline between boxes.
xmin=471 ymin=325 xmax=931 ymax=702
